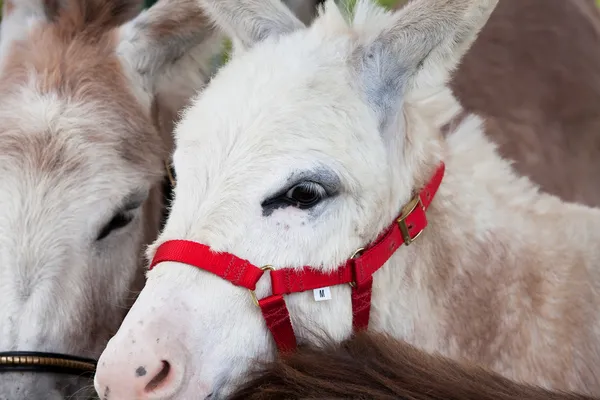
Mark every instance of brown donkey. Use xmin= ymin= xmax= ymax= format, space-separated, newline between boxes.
xmin=0 ymin=0 xmax=224 ymax=398
xmin=422 ymin=0 xmax=600 ymax=206
xmin=228 ymin=332 xmax=600 ymax=400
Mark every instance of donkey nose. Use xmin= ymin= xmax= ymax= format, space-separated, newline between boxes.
xmin=94 ymin=338 xmax=185 ymax=399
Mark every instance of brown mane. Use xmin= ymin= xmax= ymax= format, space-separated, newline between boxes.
xmin=229 ymin=332 xmax=598 ymax=400
xmin=42 ymin=0 xmax=140 ymax=36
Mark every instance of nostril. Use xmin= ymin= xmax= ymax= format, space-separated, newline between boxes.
xmin=144 ymin=361 xmax=171 ymax=393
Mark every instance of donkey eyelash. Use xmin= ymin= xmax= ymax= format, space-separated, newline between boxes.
xmin=285 ymin=181 xmax=327 ymax=199
xmin=96 ymin=209 xmax=139 ymax=241
xmin=262 ymin=180 xmax=330 ymax=213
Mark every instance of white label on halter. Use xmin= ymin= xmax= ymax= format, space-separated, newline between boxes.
xmin=313 ymin=287 xmax=332 ymax=302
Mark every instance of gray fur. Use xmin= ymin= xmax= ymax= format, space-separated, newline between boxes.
xmin=118 ymin=0 xmax=223 ymax=95
xmin=353 ymin=0 xmax=498 ymax=134
xmin=377 ymin=0 xmax=499 ymax=85
xmin=354 ymin=40 xmax=409 ymax=133
xmin=196 ymin=0 xmax=307 ymax=50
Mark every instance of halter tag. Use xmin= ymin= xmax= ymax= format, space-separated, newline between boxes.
xmin=313 ymin=287 xmax=332 ymax=302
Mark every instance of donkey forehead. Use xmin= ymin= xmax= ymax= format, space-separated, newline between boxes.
xmin=0 ymin=30 xmax=165 ymax=173
xmin=0 ymin=90 xmax=162 ymax=220
xmin=0 ymin=136 xmax=144 ymax=229
xmin=177 ymin=33 xmax=381 ymax=173
xmin=0 ymin=80 xmax=161 ymax=167
xmin=0 ymin=22 xmax=155 ymax=142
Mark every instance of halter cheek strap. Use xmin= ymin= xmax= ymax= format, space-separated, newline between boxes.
xmin=149 ymin=163 xmax=445 ymax=352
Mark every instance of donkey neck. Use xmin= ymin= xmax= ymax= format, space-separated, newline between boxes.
xmin=371 ymin=113 xmax=600 ymax=365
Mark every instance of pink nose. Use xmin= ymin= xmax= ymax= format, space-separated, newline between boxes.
xmin=94 ymin=337 xmax=185 ymax=399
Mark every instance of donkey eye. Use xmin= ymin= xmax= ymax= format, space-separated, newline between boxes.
xmin=96 ymin=212 xmax=134 ymax=241
xmin=284 ymin=182 xmax=327 ymax=209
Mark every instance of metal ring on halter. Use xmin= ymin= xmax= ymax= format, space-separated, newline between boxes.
xmin=165 ymin=160 xmax=175 ymax=186
xmin=249 ymin=265 xmax=275 ymax=307
xmin=348 ymin=247 xmax=365 ymax=288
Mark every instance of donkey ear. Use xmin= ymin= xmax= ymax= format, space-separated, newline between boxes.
xmin=369 ymin=0 xmax=498 ymax=94
xmin=352 ymin=0 xmax=498 ymax=130
xmin=116 ymin=0 xmax=223 ymax=98
xmin=195 ymin=0 xmax=306 ymax=51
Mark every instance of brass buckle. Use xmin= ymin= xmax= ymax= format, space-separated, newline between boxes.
xmin=348 ymin=247 xmax=364 ymax=288
xmin=165 ymin=160 xmax=175 ymax=186
xmin=397 ymin=194 xmax=424 ymax=245
xmin=249 ymin=265 xmax=275 ymax=307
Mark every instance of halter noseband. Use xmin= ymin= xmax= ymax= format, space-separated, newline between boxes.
xmin=150 ymin=163 xmax=445 ymax=352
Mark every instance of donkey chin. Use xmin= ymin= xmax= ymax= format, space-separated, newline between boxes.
xmin=0 ymin=374 xmax=93 ymax=400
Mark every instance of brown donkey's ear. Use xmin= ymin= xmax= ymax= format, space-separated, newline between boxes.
xmin=116 ymin=0 xmax=224 ymax=104
xmin=116 ymin=0 xmax=225 ymax=149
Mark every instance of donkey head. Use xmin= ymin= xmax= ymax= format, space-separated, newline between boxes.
xmin=0 ymin=0 xmax=222 ymax=398
xmin=95 ymin=0 xmax=498 ymax=399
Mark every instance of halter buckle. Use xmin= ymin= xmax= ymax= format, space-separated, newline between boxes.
xmin=249 ymin=265 xmax=275 ymax=307
xmin=397 ymin=194 xmax=424 ymax=245
xmin=348 ymin=247 xmax=365 ymax=288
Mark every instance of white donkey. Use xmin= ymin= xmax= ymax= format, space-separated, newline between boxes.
xmin=0 ymin=0 xmax=227 ymax=398
xmin=96 ymin=0 xmax=600 ymax=398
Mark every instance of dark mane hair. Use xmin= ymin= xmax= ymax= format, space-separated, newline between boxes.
xmin=228 ymin=332 xmax=598 ymax=400
xmin=44 ymin=0 xmax=141 ymax=37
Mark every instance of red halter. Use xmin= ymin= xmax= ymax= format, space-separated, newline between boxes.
xmin=149 ymin=163 xmax=445 ymax=352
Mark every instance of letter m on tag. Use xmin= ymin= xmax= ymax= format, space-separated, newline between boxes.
xmin=313 ymin=287 xmax=332 ymax=302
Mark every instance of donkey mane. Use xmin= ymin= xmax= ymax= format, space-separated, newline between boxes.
xmin=229 ymin=332 xmax=598 ymax=400
xmin=42 ymin=0 xmax=141 ymax=36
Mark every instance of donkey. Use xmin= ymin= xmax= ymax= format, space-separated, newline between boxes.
xmin=445 ymin=0 xmax=600 ymax=207
xmin=95 ymin=0 xmax=600 ymax=398
xmin=0 ymin=0 xmax=224 ymax=398
xmin=228 ymin=331 xmax=599 ymax=400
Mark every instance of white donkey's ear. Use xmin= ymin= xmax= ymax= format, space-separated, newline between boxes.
xmin=389 ymin=0 xmax=498 ymax=93
xmin=117 ymin=0 xmax=224 ymax=101
xmin=352 ymin=0 xmax=498 ymax=130
xmin=195 ymin=0 xmax=306 ymax=51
